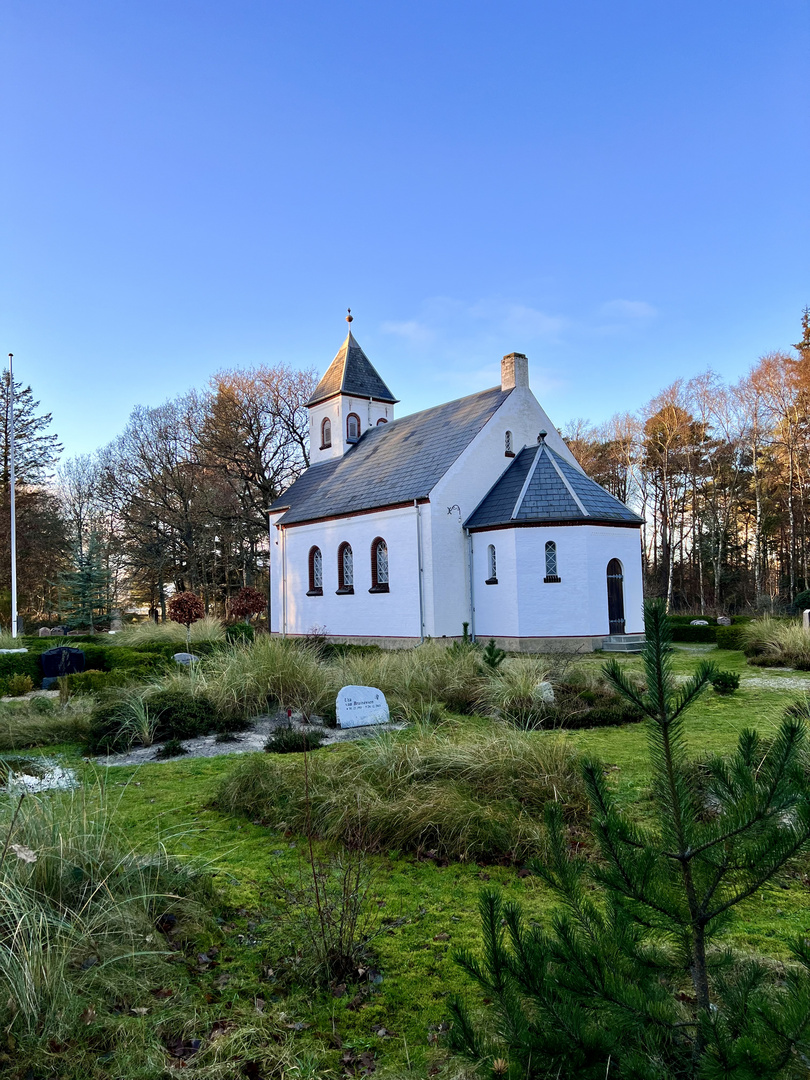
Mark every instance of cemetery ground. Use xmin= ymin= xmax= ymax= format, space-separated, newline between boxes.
xmin=2 ymin=631 xmax=810 ymax=1077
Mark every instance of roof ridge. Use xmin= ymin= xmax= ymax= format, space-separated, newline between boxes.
xmin=511 ymin=445 xmax=542 ymax=519
xmin=544 ymin=445 xmax=590 ymax=517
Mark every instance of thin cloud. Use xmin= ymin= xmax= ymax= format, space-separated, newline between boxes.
xmin=380 ymin=319 xmax=434 ymax=344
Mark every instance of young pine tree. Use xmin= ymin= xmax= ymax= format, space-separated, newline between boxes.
xmin=449 ymin=600 xmax=810 ymax=1079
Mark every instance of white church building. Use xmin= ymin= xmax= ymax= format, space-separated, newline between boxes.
xmin=268 ymin=327 xmax=644 ymax=651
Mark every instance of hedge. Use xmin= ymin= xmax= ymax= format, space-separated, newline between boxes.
xmin=0 ymin=653 xmax=43 ymax=687
xmin=669 ymin=624 xmax=717 ymax=643
xmin=716 ymin=626 xmax=746 ymax=651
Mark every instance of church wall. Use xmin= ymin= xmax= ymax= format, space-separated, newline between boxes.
xmin=470 ymin=524 xmax=644 ymax=643
xmin=427 ymin=384 xmax=572 ymax=637
xmin=270 ymin=505 xmax=421 ymax=642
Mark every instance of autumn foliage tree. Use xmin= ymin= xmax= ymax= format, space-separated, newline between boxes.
xmin=168 ymin=591 xmax=205 ymax=649
xmin=230 ymin=585 xmax=266 ymax=623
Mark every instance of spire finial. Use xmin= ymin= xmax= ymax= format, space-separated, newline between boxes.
xmin=537 ymin=430 xmax=547 ymax=444
xmin=346 ymin=308 xmax=353 ymax=325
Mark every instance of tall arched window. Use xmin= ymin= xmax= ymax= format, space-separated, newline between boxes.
xmin=544 ymin=540 xmax=560 ymax=583
xmin=486 ymin=544 xmax=498 ymax=584
xmin=346 ymin=413 xmax=361 ymax=442
xmin=308 ymin=546 xmax=323 ymax=595
xmin=320 ymin=417 xmax=331 ymax=449
xmin=370 ymin=537 xmax=389 ymax=592
xmin=337 ymin=542 xmax=354 ymax=593
xmin=505 ymin=430 xmax=514 ymax=456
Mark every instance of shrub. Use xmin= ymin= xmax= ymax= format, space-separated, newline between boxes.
xmin=217 ymin=722 xmax=587 ymax=862
xmin=711 ymin=669 xmax=740 ymax=695
xmin=87 ymin=687 xmax=220 ymax=752
xmin=669 ymin=623 xmax=717 ymax=643
xmin=67 ymin=670 xmax=135 ymax=695
xmin=481 ymin=639 xmax=506 ymax=671
xmin=155 ymin=737 xmax=188 ymax=758
xmin=793 ymin=588 xmax=810 ymax=613
xmin=230 ymin=586 xmax=266 ymax=622
xmin=225 ymin=622 xmax=255 ymax=645
xmin=265 ymin=725 xmax=326 ymax=753
xmin=0 ymin=653 xmax=41 ymax=688
xmin=5 ymin=674 xmax=34 ymax=697
xmin=715 ymin=625 xmax=745 ymax=651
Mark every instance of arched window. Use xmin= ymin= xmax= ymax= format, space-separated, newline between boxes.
xmin=376 ymin=417 xmax=388 ymax=425
xmin=370 ymin=537 xmax=389 ymax=592
xmin=337 ymin=542 xmax=354 ymax=593
xmin=308 ymin=546 xmax=323 ymax=595
xmin=320 ymin=417 xmax=331 ymax=449
xmin=544 ymin=540 xmax=560 ymax=583
xmin=346 ymin=413 xmax=361 ymax=442
xmin=505 ymin=430 xmax=514 ymax=456
xmin=486 ymin=544 xmax=498 ymax=585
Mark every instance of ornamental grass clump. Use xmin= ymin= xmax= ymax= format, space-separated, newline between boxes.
xmin=217 ymin=720 xmax=586 ymax=862
xmin=0 ymin=783 xmax=207 ymax=1043
xmin=743 ymin=617 xmax=810 ymax=669
xmin=111 ymin=614 xmax=225 ymax=648
xmin=478 ymin=656 xmax=553 ymax=728
xmin=449 ymin=599 xmax=810 ymax=1080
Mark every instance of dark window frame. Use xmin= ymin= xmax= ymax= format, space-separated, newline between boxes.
xmin=320 ymin=417 xmax=332 ymax=449
xmin=307 ymin=546 xmax=323 ymax=596
xmin=346 ymin=412 xmax=361 ymax=442
xmin=337 ymin=541 xmax=354 ymax=594
xmin=369 ymin=536 xmax=390 ymax=593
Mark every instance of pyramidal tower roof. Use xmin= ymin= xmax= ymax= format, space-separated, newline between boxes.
xmin=308 ymin=331 xmax=399 ymax=407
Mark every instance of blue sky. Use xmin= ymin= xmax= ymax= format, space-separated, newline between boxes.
xmin=2 ymin=1 xmax=808 ymax=458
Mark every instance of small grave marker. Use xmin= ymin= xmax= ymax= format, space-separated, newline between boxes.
xmin=690 ymin=620 xmax=709 ymax=626
xmin=173 ymin=652 xmax=199 ymax=666
xmin=804 ymin=610 xmax=810 ymax=634
xmin=336 ymin=685 xmax=389 ymax=728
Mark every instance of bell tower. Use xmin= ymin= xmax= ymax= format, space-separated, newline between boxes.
xmin=308 ymin=312 xmax=398 ymax=465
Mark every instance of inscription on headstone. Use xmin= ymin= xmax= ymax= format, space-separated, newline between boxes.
xmin=717 ymin=616 xmax=732 ymax=626
xmin=336 ymin=685 xmax=389 ymax=728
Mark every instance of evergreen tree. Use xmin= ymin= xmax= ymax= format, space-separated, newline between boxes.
xmin=449 ymin=600 xmax=810 ymax=1079
xmin=57 ymin=533 xmax=111 ymax=630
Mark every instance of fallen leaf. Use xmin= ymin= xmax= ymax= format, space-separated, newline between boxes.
xmin=9 ymin=844 xmax=37 ymax=864
xmin=80 ymin=1007 xmax=96 ymax=1025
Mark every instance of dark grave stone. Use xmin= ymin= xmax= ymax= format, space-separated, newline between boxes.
xmin=41 ymin=647 xmax=86 ymax=688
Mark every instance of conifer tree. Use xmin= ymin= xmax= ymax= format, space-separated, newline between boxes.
xmin=449 ymin=600 xmax=810 ymax=1079
xmin=57 ymin=533 xmax=111 ymax=630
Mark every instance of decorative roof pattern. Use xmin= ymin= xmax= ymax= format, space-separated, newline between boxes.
xmin=307 ymin=332 xmax=398 ymax=405
xmin=270 ymin=386 xmax=512 ymax=525
xmin=464 ymin=442 xmax=643 ymax=529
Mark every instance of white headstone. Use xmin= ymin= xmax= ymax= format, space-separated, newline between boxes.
xmin=173 ymin=652 xmax=199 ymax=666
xmin=336 ymin=685 xmax=389 ymax=728
xmin=804 ymin=610 xmax=810 ymax=634
xmin=535 ymin=681 xmax=555 ymax=704
xmin=717 ymin=616 xmax=732 ymax=626
xmin=690 ymin=620 xmax=709 ymax=626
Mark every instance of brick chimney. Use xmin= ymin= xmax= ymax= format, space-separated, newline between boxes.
xmin=501 ymin=352 xmax=529 ymax=391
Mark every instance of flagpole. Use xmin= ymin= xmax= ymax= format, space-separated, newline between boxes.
xmin=8 ymin=353 xmax=17 ymax=638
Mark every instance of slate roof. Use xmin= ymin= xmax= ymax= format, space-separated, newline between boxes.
xmin=270 ymin=386 xmax=512 ymax=525
xmin=307 ymin=332 xmax=398 ymax=406
xmin=464 ymin=441 xmax=643 ymax=529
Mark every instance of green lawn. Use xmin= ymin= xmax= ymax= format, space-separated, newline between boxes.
xmin=66 ymin=645 xmax=810 ymax=1078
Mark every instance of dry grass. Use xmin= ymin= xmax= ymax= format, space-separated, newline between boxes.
xmin=743 ymin=618 xmax=810 ymax=669
xmin=0 ymin=699 xmax=92 ymax=750
xmin=477 ymin=656 xmax=553 ymax=727
xmin=111 ymin=615 xmax=225 ymax=648
xmin=216 ymin=720 xmax=587 ymax=862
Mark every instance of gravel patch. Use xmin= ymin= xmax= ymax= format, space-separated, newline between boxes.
xmin=96 ymin=711 xmax=405 ymax=767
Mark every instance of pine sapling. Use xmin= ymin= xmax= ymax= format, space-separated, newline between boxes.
xmin=450 ymin=599 xmax=810 ymax=1079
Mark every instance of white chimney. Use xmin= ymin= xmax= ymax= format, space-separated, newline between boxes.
xmin=501 ymin=352 xmax=529 ymax=390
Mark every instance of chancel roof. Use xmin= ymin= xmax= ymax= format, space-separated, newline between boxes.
xmin=464 ymin=441 xmax=643 ymax=530
xmin=270 ymin=386 xmax=512 ymax=525
xmin=307 ymin=332 xmax=398 ymax=406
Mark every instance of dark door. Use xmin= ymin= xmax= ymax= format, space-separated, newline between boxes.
xmin=607 ymin=559 xmax=625 ymax=634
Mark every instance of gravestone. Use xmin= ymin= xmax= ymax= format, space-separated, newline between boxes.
xmin=804 ymin=610 xmax=810 ymax=634
xmin=336 ymin=685 xmax=389 ymax=728
xmin=690 ymin=620 xmax=709 ymax=626
xmin=536 ymin=681 xmax=555 ymax=704
xmin=41 ymin=647 xmax=85 ymax=689
xmin=173 ymin=652 xmax=199 ymax=666
xmin=717 ymin=616 xmax=732 ymax=626
xmin=38 ymin=627 xmax=51 ymax=637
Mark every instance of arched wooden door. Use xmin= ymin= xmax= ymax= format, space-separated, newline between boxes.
xmin=607 ymin=559 xmax=625 ymax=634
